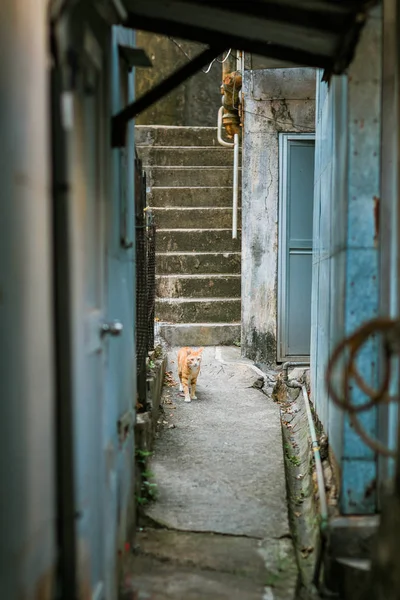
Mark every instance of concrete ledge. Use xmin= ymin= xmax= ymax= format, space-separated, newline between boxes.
xmin=278 ymin=378 xmax=319 ymax=591
xmin=159 ymin=323 xmax=241 ymax=346
xmin=135 ymin=353 xmax=168 ymax=454
xmin=134 ymin=350 xmax=168 ymax=527
xmin=146 ymin=354 xmax=168 ymax=441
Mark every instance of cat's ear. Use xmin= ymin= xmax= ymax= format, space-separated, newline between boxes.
xmin=198 ymin=347 xmax=204 ymax=354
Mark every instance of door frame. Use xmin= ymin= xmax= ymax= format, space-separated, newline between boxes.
xmin=277 ymin=132 xmax=315 ymax=362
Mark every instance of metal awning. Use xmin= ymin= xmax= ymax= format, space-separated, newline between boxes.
xmin=123 ymin=0 xmax=378 ymax=75
xmin=111 ymin=0 xmax=379 ymax=146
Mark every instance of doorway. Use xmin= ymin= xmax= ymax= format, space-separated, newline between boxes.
xmin=278 ymin=133 xmax=315 ymax=362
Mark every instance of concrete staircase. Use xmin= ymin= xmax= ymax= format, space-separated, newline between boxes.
xmin=136 ymin=125 xmax=241 ymax=346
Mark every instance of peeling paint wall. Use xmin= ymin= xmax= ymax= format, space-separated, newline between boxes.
xmin=135 ymin=32 xmax=222 ymax=126
xmin=311 ymin=10 xmax=382 ymax=514
xmin=241 ymin=68 xmax=316 ymax=364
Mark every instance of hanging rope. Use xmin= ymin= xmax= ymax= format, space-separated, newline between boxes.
xmin=326 ymin=317 xmax=400 ymax=458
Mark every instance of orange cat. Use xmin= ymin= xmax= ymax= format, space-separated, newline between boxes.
xmin=177 ymin=346 xmax=204 ymax=403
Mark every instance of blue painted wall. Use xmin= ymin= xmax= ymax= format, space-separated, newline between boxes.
xmin=60 ymin=13 xmax=137 ymax=597
xmin=103 ymin=24 xmax=137 ymax=595
xmin=311 ymin=11 xmax=382 ymax=514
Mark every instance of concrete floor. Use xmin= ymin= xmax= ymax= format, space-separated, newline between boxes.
xmin=123 ymin=346 xmax=299 ymax=599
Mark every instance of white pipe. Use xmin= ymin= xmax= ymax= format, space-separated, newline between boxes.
xmin=282 ymin=361 xmax=310 ymax=385
xmin=217 ymin=106 xmax=234 ymax=147
xmin=233 ymin=133 xmax=239 ymax=239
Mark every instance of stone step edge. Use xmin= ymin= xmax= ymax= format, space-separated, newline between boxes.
xmin=157 ymin=274 xmax=241 ymax=279
xmin=144 ymin=166 xmax=242 ymax=170
xmin=139 ymin=145 xmax=240 ymax=150
xmin=152 ymin=207 xmax=241 ymax=211
xmin=157 ymin=297 xmax=241 ymax=303
xmin=157 ymin=321 xmax=241 ymax=326
xmin=156 ymin=251 xmax=241 ymax=254
xmin=136 ymin=125 xmax=217 ymax=130
xmin=149 ymin=186 xmax=239 ymax=190
xmin=156 ymin=228 xmax=241 ymax=232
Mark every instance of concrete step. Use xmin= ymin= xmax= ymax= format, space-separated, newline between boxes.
xmin=156 ymin=252 xmax=241 ymax=275
xmin=324 ymin=516 xmax=378 ymax=599
xmin=147 ymin=166 xmax=241 ymax=187
xmin=140 ymin=146 xmax=239 ymax=167
xmin=153 ymin=207 xmax=242 ymax=229
xmin=327 ymin=516 xmax=379 ymax=560
xmin=334 ymin=558 xmax=371 ymax=600
xmin=148 ymin=187 xmax=241 ymax=208
xmin=157 ymin=322 xmax=241 ymax=346
xmin=136 ymin=125 xmax=219 ymax=147
xmin=156 ymin=229 xmax=241 ymax=253
xmin=156 ymin=274 xmax=241 ymax=299
xmin=156 ymin=297 xmax=241 ymax=323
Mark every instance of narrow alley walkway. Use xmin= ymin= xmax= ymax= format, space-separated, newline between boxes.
xmin=124 ymin=347 xmax=299 ymax=599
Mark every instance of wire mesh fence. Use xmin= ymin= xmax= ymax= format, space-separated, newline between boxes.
xmin=147 ymin=222 xmax=156 ymax=351
xmin=135 ymin=154 xmax=156 ymax=410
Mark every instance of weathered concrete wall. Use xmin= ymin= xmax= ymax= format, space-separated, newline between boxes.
xmin=311 ymin=10 xmax=382 ymax=514
xmin=135 ymin=32 xmax=222 ymax=126
xmin=241 ymin=68 xmax=316 ymax=364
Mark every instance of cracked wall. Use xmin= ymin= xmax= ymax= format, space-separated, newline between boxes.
xmin=241 ymin=68 xmax=316 ymax=364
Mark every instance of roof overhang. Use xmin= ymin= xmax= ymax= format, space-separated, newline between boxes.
xmin=111 ymin=0 xmax=379 ymax=147
xmin=123 ymin=0 xmax=379 ymax=76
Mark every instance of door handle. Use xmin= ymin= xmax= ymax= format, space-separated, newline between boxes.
xmin=101 ymin=320 xmax=123 ymax=336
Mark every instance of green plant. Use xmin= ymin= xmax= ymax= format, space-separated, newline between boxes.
xmin=136 ymin=449 xmax=152 ymax=463
xmin=135 ymin=449 xmax=158 ymax=505
xmin=142 ymin=470 xmax=155 ymax=479
xmin=136 ymin=495 xmax=148 ymax=506
xmin=233 ymin=339 xmax=241 ymax=347
xmin=284 ymin=443 xmax=301 ymax=467
xmin=142 ymin=479 xmax=158 ymax=500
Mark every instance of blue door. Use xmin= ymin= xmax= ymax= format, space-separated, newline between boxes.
xmin=278 ymin=134 xmax=315 ymax=361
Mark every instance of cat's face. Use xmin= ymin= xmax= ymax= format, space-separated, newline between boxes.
xmin=187 ymin=348 xmax=204 ymax=369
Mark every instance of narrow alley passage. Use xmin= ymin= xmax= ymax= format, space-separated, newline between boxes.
xmin=123 ymin=347 xmax=298 ymax=599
